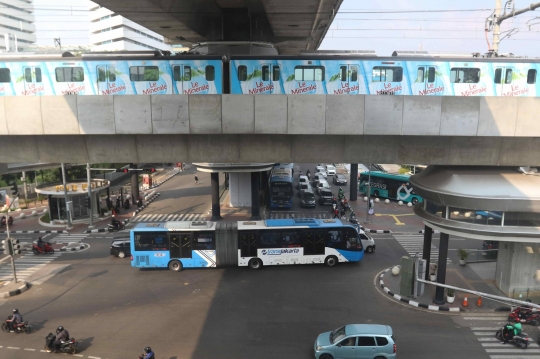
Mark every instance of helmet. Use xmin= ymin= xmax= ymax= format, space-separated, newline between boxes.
xmin=56 ymin=326 xmax=64 ymax=333
xmin=144 ymin=347 xmax=152 ymax=353
xmin=38 ymin=236 xmax=42 ymax=239
xmin=526 ymin=299 xmax=532 ymax=303
xmin=12 ymin=309 xmax=18 ymax=314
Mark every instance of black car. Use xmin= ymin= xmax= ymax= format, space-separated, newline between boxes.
xmin=333 ymin=174 xmax=348 ymax=185
xmin=110 ymin=239 xmax=131 ymax=258
xmin=319 ymin=189 xmax=334 ymax=205
xmin=300 ymin=190 xmax=316 ymax=208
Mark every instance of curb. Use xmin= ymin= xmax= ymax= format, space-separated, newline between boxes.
xmin=419 ymin=230 xmax=441 ymax=234
xmin=0 ymin=230 xmax=68 ymax=234
xmin=149 ymin=171 xmax=178 ymax=189
xmin=0 ymin=281 xmax=31 ymax=299
xmin=361 ymin=226 xmax=392 ymax=234
xmin=84 ymin=193 xmax=161 ymax=233
xmin=60 ymin=243 xmax=89 ymax=252
xmin=377 ymin=267 xmax=461 ymax=312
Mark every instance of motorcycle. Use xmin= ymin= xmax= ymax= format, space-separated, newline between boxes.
xmin=349 ymin=212 xmax=358 ymax=225
xmin=1 ymin=316 xmax=30 ymax=334
xmin=495 ymin=324 xmax=532 ymax=349
xmin=137 ymin=197 xmax=143 ymax=208
xmin=340 ymin=198 xmax=350 ymax=212
xmin=32 ymin=242 xmax=55 ymax=255
xmin=508 ymin=306 xmax=540 ymax=326
xmin=123 ymin=199 xmax=131 ymax=210
xmin=0 ymin=215 xmax=13 ymax=228
xmin=139 ymin=353 xmax=155 ymax=359
xmin=44 ymin=333 xmax=78 ymax=354
xmin=108 ymin=222 xmax=125 ymax=232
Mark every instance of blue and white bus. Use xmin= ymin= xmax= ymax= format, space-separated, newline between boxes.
xmin=268 ymin=166 xmax=294 ymax=209
xmin=359 ymin=171 xmax=424 ymax=205
xmin=130 ymin=219 xmax=364 ymax=271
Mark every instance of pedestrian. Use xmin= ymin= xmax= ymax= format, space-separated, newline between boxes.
xmin=333 ymin=207 xmax=339 ymax=219
xmin=368 ymin=198 xmax=374 ymax=215
xmin=194 ymin=175 xmax=199 ymax=185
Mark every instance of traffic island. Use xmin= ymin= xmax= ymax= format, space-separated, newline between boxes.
xmin=0 ymin=280 xmax=31 ymax=299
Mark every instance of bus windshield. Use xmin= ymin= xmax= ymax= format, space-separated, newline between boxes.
xmin=270 ymin=184 xmax=293 ymax=197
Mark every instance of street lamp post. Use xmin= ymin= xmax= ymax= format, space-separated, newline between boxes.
xmin=364 ymin=164 xmax=372 ymax=224
xmin=60 ymin=163 xmax=72 ymax=228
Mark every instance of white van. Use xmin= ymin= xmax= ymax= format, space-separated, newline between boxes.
xmin=358 ymin=229 xmax=375 ymax=253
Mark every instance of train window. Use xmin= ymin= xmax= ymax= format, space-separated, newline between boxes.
xmin=494 ymin=68 xmax=513 ymax=84
xmin=184 ymin=66 xmax=191 ymax=81
xmin=340 ymin=66 xmax=347 ymax=81
xmin=372 ymin=66 xmax=402 ymax=82
xmin=173 ymin=66 xmax=180 ymax=81
xmin=24 ymin=68 xmax=32 ymax=82
xmin=427 ymin=67 xmax=435 ymax=83
xmin=294 ymin=66 xmax=325 ymax=81
xmin=351 ymin=66 xmax=358 ymax=81
xmin=99 ymin=66 xmax=116 ymax=82
xmin=206 ymin=65 xmax=215 ymax=81
xmin=262 ymin=65 xmax=270 ymax=81
xmin=273 ymin=66 xmax=280 ymax=81
xmin=238 ymin=65 xmax=247 ymax=81
xmin=450 ymin=68 xmax=479 ymax=83
xmin=416 ymin=67 xmax=424 ymax=83
xmin=0 ymin=68 xmax=10 ymax=83
xmin=129 ymin=66 xmax=159 ymax=81
xmin=527 ymin=69 xmax=537 ymax=84
xmin=108 ymin=66 xmax=116 ymax=81
xmin=55 ymin=67 xmax=84 ymax=82
xmin=98 ymin=67 xmax=106 ymax=82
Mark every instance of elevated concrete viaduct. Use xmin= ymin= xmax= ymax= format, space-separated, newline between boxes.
xmin=1 ymin=94 xmax=540 ymax=164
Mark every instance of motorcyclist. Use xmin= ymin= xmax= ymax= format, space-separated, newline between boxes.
xmin=139 ymin=346 xmax=155 ymax=359
xmin=137 ymin=195 xmax=143 ymax=207
xmin=519 ymin=299 xmax=534 ymax=320
xmin=37 ymin=236 xmax=44 ymax=250
xmin=306 ymin=169 xmax=311 ymax=177
xmin=6 ymin=309 xmax=22 ymax=332
xmin=54 ymin=326 xmax=70 ymax=352
xmin=502 ymin=323 xmax=515 ymax=344
xmin=111 ymin=216 xmax=121 ymax=230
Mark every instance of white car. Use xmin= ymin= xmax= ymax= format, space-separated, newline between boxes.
xmin=316 ymin=180 xmax=331 ymax=194
xmin=315 ymin=170 xmax=327 ymax=179
xmin=358 ymin=229 xmax=376 ymax=253
xmin=325 ymin=165 xmax=336 ymax=176
xmin=316 ymin=165 xmax=326 ymax=174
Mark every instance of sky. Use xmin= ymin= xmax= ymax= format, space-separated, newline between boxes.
xmin=29 ymin=0 xmax=540 ymax=56
xmin=320 ymin=0 xmax=540 ymax=57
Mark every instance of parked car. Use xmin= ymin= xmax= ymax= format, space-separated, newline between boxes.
xmin=316 ymin=181 xmax=331 ymax=194
xmin=333 ymin=173 xmax=348 ymax=185
xmin=298 ymin=182 xmax=311 ymax=196
xmin=110 ymin=239 xmax=131 ymax=258
xmin=319 ymin=189 xmax=334 ymax=205
xmin=297 ymin=175 xmax=309 ymax=189
xmin=314 ymin=324 xmax=396 ymax=359
xmin=316 ymin=170 xmax=327 ymax=179
xmin=300 ymin=190 xmax=316 ymax=208
xmin=325 ymin=164 xmax=336 ymax=176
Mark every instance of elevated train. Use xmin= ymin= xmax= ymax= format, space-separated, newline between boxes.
xmin=0 ymin=44 xmax=537 ymax=97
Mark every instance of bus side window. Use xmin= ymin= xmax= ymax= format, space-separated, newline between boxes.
xmin=134 ymin=232 xmax=169 ymax=251
xmin=259 ymin=231 xmax=280 ymax=248
xmin=344 ymin=228 xmax=360 ymax=250
xmin=326 ymin=230 xmax=343 ymax=249
xmin=194 ymin=232 xmax=215 ymax=250
xmin=280 ymin=230 xmax=301 ymax=247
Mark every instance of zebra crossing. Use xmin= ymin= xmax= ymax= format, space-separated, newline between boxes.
xmin=393 ymin=234 xmax=452 ymax=264
xmin=132 ymin=213 xmax=206 ymax=222
xmin=54 ymin=233 xmax=89 ymax=243
xmin=456 ymin=314 xmax=540 ymax=358
xmin=0 ymin=252 xmax=62 ymax=282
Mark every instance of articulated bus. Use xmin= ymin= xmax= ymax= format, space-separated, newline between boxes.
xmin=268 ymin=166 xmax=294 ymax=209
xmin=359 ymin=171 xmax=423 ymax=205
xmin=130 ymin=219 xmax=364 ymax=271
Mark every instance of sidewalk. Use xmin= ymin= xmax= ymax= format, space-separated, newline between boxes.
xmin=377 ymin=260 xmax=511 ymax=312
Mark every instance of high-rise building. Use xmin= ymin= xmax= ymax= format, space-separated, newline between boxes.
xmin=89 ymin=1 xmax=171 ymax=52
xmin=0 ymin=0 xmax=36 ymax=52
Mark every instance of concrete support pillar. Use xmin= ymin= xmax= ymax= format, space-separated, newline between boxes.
xmin=251 ymin=172 xmax=261 ymax=220
xmin=261 ymin=170 xmax=268 ymax=190
xmin=350 ymin=164 xmax=358 ymax=201
xmin=211 ymin=172 xmax=222 ymax=221
xmin=422 ymin=225 xmax=433 ymax=281
xmin=131 ymin=164 xmax=139 ymax=204
xmin=433 ymin=232 xmax=450 ymax=305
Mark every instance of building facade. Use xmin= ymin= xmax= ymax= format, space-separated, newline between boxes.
xmin=89 ymin=1 xmax=172 ymax=52
xmin=0 ymin=0 xmax=36 ymax=52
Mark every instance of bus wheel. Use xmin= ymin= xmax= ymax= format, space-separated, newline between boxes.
xmin=248 ymin=258 xmax=263 ymax=270
xmin=325 ymin=256 xmax=338 ymax=267
xmin=374 ymin=190 xmax=380 ymax=197
xmin=168 ymin=260 xmax=183 ymax=272
xmin=411 ymin=198 xmax=419 ymax=205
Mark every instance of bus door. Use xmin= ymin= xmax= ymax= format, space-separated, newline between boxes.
xmin=239 ymin=231 xmax=258 ymax=257
xmin=339 ymin=64 xmax=359 ymax=94
xmin=170 ymin=234 xmax=181 ymax=258
xmin=96 ymin=65 xmax=117 ymax=95
xmin=180 ymin=233 xmax=192 ymax=258
xmin=303 ymin=230 xmax=326 ymax=261
xmin=23 ymin=66 xmax=42 ymax=95
xmin=413 ymin=66 xmax=437 ymax=95
xmin=494 ymin=67 xmax=515 ymax=96
xmin=173 ymin=64 xmax=191 ymax=94
xmin=260 ymin=64 xmax=279 ymax=94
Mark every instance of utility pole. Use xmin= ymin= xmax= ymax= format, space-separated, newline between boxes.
xmin=21 ymin=171 xmax=28 ymax=206
xmin=493 ymin=0 xmax=502 ymax=54
xmin=54 ymin=38 xmax=61 ymax=52
xmin=60 ymin=163 xmax=72 ymax=228
xmin=364 ymin=164 xmax=372 ymax=224
xmin=87 ymin=163 xmax=93 ymax=228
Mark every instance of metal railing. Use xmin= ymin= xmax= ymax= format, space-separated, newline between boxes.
xmin=464 ymin=248 xmax=498 ymax=263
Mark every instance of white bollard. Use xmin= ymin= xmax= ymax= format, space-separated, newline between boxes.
xmin=19 ymin=213 xmax=25 ymax=219
xmin=385 ymin=199 xmax=390 ymax=204
xmin=407 ymin=202 xmax=412 ymax=207
xmin=363 ymin=196 xmax=368 ymax=202
xmin=464 ymin=212 xmax=471 ymax=218
xmin=476 ymin=215 xmax=482 ymax=220
xmin=43 ymin=208 xmax=48 ymax=213
xmin=374 ymin=198 xmax=380 ymax=203
xmin=398 ymin=201 xmax=403 ymax=206
xmin=32 ymin=210 xmax=37 ymax=216
xmin=392 ymin=266 xmax=400 ymax=276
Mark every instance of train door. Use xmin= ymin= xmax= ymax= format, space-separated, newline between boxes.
xmin=23 ymin=66 xmax=43 ymax=95
xmin=338 ymin=65 xmax=359 ymax=94
xmin=494 ymin=67 xmax=515 ymax=96
xmin=413 ymin=66 xmax=437 ymax=95
xmin=170 ymin=234 xmax=181 ymax=258
xmin=239 ymin=231 xmax=258 ymax=257
xmin=180 ymin=233 xmax=192 ymax=258
xmin=173 ymin=64 xmax=191 ymax=94
xmin=260 ymin=64 xmax=279 ymax=94
xmin=96 ymin=65 xmax=117 ymax=95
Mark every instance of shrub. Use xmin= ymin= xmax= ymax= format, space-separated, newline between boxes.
xmin=40 ymin=212 xmax=50 ymax=223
